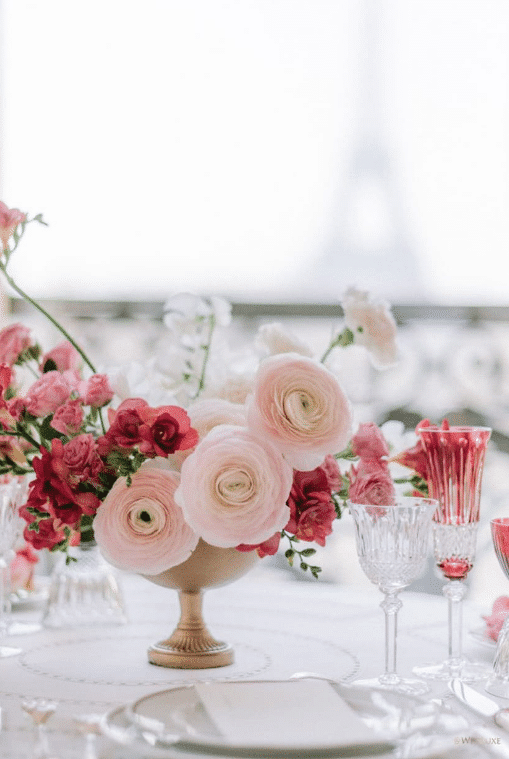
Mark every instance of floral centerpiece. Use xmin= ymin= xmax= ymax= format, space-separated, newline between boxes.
xmin=0 ymin=202 xmax=406 ymax=589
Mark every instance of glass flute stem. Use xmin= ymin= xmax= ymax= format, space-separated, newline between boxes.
xmin=0 ymin=557 xmax=8 ymax=635
xmin=444 ymin=578 xmax=466 ymax=668
xmin=380 ymin=590 xmax=402 ymax=686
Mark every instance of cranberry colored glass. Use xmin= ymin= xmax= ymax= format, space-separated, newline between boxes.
xmin=413 ymin=425 xmax=491 ymax=682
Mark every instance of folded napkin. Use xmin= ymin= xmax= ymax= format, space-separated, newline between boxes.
xmin=194 ymin=679 xmax=389 ymax=752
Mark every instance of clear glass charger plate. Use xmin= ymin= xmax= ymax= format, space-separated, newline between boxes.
xmin=102 ymin=679 xmax=470 ymax=759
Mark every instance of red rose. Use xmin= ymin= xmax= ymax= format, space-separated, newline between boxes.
xmin=98 ymin=398 xmax=148 ymax=454
xmin=285 ymin=462 xmax=338 ymax=546
xmin=23 ymin=516 xmax=66 ymax=551
xmin=138 ymin=405 xmax=198 ymax=458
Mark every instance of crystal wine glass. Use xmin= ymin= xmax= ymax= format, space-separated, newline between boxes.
xmin=0 ymin=480 xmax=24 ymax=657
xmin=413 ymin=425 xmax=491 ymax=682
xmin=21 ymin=698 xmax=60 ymax=759
xmin=348 ymin=497 xmax=437 ymax=694
xmin=485 ymin=518 xmax=509 ymax=697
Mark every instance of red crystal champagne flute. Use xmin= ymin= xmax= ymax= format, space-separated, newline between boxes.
xmin=485 ymin=518 xmax=509 ymax=697
xmin=413 ymin=424 xmax=491 ymax=681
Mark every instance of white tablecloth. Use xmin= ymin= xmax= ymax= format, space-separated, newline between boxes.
xmin=0 ymin=566 xmax=504 ymax=758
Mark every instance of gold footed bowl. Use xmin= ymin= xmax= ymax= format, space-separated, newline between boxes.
xmin=144 ymin=539 xmax=259 ymax=669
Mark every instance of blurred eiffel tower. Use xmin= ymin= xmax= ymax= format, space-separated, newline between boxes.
xmin=312 ymin=0 xmax=423 ymax=301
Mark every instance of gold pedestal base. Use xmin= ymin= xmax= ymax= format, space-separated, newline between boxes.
xmin=147 ymin=588 xmax=234 ymax=669
xmin=148 ymin=640 xmax=233 ymax=668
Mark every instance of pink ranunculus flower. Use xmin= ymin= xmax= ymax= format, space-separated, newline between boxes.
xmin=348 ymin=459 xmax=395 ymax=506
xmin=483 ymin=596 xmax=509 ymax=642
xmin=0 ymin=202 xmax=26 ymax=251
xmin=247 ymin=353 xmax=352 ymax=471
xmin=175 ymin=424 xmax=293 ymax=548
xmin=93 ymin=465 xmax=199 ymax=575
xmin=169 ymin=397 xmax=247 ymax=470
xmin=352 ymin=422 xmax=389 ymax=461
xmin=81 ymin=373 xmax=114 ymax=408
xmin=342 ymin=287 xmax=398 ymax=369
xmin=50 ymin=398 xmax=84 ymax=436
xmin=24 ymin=371 xmax=75 ymax=417
xmin=0 ymin=323 xmax=33 ymax=366
xmin=41 ymin=341 xmax=82 ymax=372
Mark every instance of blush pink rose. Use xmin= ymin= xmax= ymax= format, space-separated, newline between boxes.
xmin=175 ymin=424 xmax=293 ymax=548
xmin=352 ymin=422 xmax=389 ymax=460
xmin=348 ymin=459 xmax=395 ymax=506
xmin=247 ymin=353 xmax=352 ymax=471
xmin=0 ymin=323 xmax=32 ymax=366
xmin=80 ymin=373 xmax=114 ymax=408
xmin=93 ymin=466 xmax=199 ymax=574
xmin=24 ymin=371 xmax=75 ymax=417
xmin=0 ymin=202 xmax=26 ymax=250
xmin=483 ymin=596 xmax=509 ymax=642
xmin=50 ymin=398 xmax=84 ymax=436
xmin=41 ymin=341 xmax=82 ymax=372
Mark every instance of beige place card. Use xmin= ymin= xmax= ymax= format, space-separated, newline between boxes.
xmin=194 ymin=679 xmax=377 ymax=749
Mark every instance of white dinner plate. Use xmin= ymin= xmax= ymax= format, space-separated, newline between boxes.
xmin=102 ymin=679 xmax=470 ymax=759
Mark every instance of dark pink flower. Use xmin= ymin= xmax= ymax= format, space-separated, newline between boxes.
xmin=137 ymin=405 xmax=198 ymax=457
xmin=285 ymin=462 xmax=338 ymax=546
xmin=98 ymin=398 xmax=148 ymax=454
xmin=61 ymin=434 xmax=103 ymax=486
xmin=80 ymin=373 xmax=114 ymax=408
xmin=0 ymin=323 xmax=32 ymax=366
xmin=50 ymin=399 xmax=84 ymax=436
xmin=352 ymin=422 xmax=389 ymax=460
xmin=483 ymin=596 xmax=509 ymax=642
xmin=24 ymin=371 xmax=75 ymax=417
xmin=41 ymin=341 xmax=82 ymax=372
xmin=348 ymin=459 xmax=395 ymax=506
xmin=0 ymin=202 xmax=26 ymax=251
xmin=390 ymin=439 xmax=428 ymax=480
xmin=237 ymin=532 xmax=281 ymax=557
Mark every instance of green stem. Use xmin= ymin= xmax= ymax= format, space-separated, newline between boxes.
xmin=320 ymin=327 xmax=355 ymax=364
xmin=0 ymin=265 xmax=97 ymax=374
xmin=194 ymin=313 xmax=215 ymax=399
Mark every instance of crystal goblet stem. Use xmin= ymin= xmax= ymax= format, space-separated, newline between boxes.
xmin=485 ymin=518 xmax=509 ymax=697
xmin=0 ymin=482 xmax=23 ymax=657
xmin=349 ymin=497 xmax=436 ymax=694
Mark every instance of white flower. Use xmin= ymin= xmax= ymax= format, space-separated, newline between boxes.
xmin=341 ymin=287 xmax=398 ymax=369
xmin=163 ymin=293 xmax=231 ymax=333
xmin=255 ymin=322 xmax=313 ymax=358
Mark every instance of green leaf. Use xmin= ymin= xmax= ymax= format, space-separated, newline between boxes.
xmin=300 ymin=548 xmax=316 ymax=557
xmin=300 ymin=562 xmax=308 ymax=571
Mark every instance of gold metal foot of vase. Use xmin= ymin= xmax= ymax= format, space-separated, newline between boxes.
xmin=144 ymin=539 xmax=259 ymax=669
xmin=148 ymin=589 xmax=233 ymax=668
